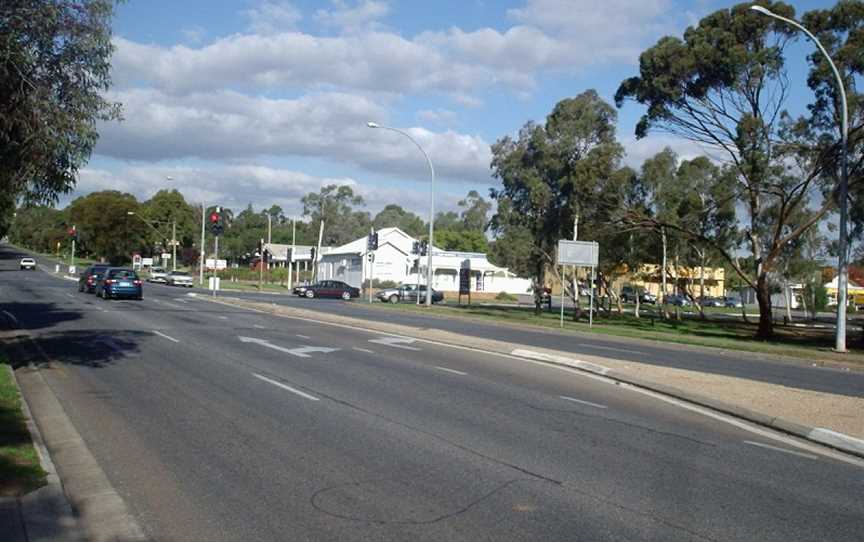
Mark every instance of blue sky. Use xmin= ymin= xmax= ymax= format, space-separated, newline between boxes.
xmin=71 ymin=0 xmax=841 ymax=219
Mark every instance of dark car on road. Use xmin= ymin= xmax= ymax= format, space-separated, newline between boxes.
xmin=302 ymin=280 xmax=360 ymax=300
xmin=78 ymin=264 xmax=110 ymax=293
xmin=292 ymin=281 xmax=312 ymax=296
xmin=96 ymin=268 xmax=143 ymax=300
xmin=377 ymin=284 xmax=444 ymax=304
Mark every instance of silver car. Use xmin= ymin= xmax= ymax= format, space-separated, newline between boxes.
xmin=166 ymin=271 xmax=194 ymax=287
xmin=148 ymin=266 xmax=169 ymax=283
xmin=19 ymin=257 xmax=36 ymax=270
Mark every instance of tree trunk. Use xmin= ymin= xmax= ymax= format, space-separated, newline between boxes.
xmin=660 ymin=227 xmax=669 ymax=319
xmin=674 ymin=249 xmax=681 ymax=321
xmin=755 ymin=273 xmax=774 ymax=339
xmin=634 ymin=291 xmax=640 ymax=319
xmin=698 ymin=249 xmax=706 ymax=320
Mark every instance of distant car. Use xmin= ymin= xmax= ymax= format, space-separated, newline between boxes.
xmin=700 ymin=296 xmax=724 ymax=307
xmin=639 ymin=292 xmax=657 ymax=304
xmin=723 ymin=296 xmax=744 ymax=308
xmin=96 ymin=268 xmax=143 ymax=300
xmin=302 ymin=280 xmax=360 ymax=300
xmin=377 ymin=284 xmax=444 ymax=304
xmin=166 ymin=270 xmax=194 ymax=287
xmin=78 ymin=264 xmax=110 ymax=293
xmin=147 ymin=266 xmax=169 ymax=283
xmin=666 ymin=294 xmax=691 ymax=306
xmin=19 ymin=257 xmax=36 ymax=270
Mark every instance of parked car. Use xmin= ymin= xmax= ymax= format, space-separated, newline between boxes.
xmin=377 ymin=284 xmax=444 ymax=304
xmin=292 ymin=281 xmax=312 ymax=296
xmin=302 ymin=280 xmax=360 ymax=300
xmin=147 ymin=266 xmax=169 ymax=283
xmin=639 ymin=292 xmax=657 ymax=304
xmin=96 ymin=268 xmax=143 ymax=300
xmin=666 ymin=294 xmax=691 ymax=306
xmin=78 ymin=264 xmax=110 ymax=293
xmin=700 ymin=296 xmax=724 ymax=307
xmin=19 ymin=257 xmax=36 ymax=270
xmin=166 ymin=270 xmax=194 ymax=287
xmin=723 ymin=296 xmax=743 ymax=308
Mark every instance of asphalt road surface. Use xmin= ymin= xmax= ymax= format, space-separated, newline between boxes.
xmin=2 ymin=247 xmax=863 ymax=541
xmin=192 ymin=282 xmax=864 ymax=398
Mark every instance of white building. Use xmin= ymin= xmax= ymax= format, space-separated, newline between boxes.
xmin=317 ymin=227 xmax=532 ymax=294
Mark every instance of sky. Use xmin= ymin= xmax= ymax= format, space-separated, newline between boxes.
xmin=67 ymin=0 xmax=839 ymax=220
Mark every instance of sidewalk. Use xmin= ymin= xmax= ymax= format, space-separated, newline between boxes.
xmin=210 ymin=295 xmax=864 ymax=457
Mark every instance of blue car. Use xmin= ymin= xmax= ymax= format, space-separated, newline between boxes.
xmin=96 ymin=268 xmax=143 ymax=300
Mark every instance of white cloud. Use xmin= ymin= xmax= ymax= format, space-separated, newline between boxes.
xmin=95 ymin=89 xmax=492 ymax=182
xmin=620 ymin=134 xmax=721 ymax=169
xmin=244 ymin=1 xmax=302 ymax=35
xmin=180 ymin=26 xmax=206 ymax=45
xmin=417 ymin=108 xmax=459 ymax=126
xmin=314 ymin=1 xmax=390 ymax=31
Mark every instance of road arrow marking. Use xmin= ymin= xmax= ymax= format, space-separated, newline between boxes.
xmin=369 ymin=336 xmax=421 ymax=351
xmin=238 ymin=336 xmax=338 ymax=358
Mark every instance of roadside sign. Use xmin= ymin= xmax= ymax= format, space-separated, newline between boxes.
xmin=557 ymin=240 xmax=598 ymax=266
xmin=459 ymin=258 xmax=471 ymax=304
xmin=142 ymin=257 xmax=154 ymax=266
xmin=161 ymin=252 xmax=171 ymax=260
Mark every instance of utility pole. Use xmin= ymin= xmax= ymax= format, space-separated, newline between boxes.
xmin=199 ymin=205 xmax=206 ymax=286
xmin=288 ymin=218 xmax=295 ymax=291
xmin=267 ymin=213 xmax=272 ymax=244
xmin=368 ymin=227 xmax=374 ymax=304
xmin=259 ymin=238 xmax=264 ymax=290
xmin=314 ymin=220 xmax=324 ymax=282
xmin=171 ymin=220 xmax=177 ymax=271
xmin=70 ymin=225 xmax=76 ymax=274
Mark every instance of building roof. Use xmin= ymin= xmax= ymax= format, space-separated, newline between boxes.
xmin=263 ymin=243 xmax=332 ymax=261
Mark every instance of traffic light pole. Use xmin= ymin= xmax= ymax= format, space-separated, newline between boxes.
xmin=199 ymin=205 xmax=206 ymax=286
xmin=171 ymin=220 xmax=177 ymax=271
xmin=213 ymin=235 xmax=219 ymax=297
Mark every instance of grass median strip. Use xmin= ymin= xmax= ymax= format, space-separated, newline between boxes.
xmin=0 ymin=361 xmax=46 ymax=497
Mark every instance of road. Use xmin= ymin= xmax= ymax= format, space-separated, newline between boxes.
xmin=2 ymin=247 xmax=863 ymax=540
xmin=191 ymin=284 xmax=864 ymax=397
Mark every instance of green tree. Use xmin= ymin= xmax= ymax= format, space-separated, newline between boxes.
xmin=434 ymin=229 xmax=488 ymax=252
xmin=1 ymin=1 xmax=122 ymax=206
xmin=458 ymin=190 xmax=491 ymax=232
xmin=372 ymin=204 xmax=426 ymax=237
xmin=8 ymin=204 xmax=66 ymax=252
xmin=140 ymin=189 xmax=199 ymax=262
xmin=614 ymin=1 xmax=857 ymax=338
xmin=67 ymin=191 xmax=147 ymax=263
xmin=302 ymin=185 xmax=371 ymax=246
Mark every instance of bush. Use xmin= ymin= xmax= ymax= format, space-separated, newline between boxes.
xmin=495 ymin=291 xmax=518 ymax=302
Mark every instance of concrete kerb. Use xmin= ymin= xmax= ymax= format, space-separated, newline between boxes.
xmin=208 ymin=295 xmax=864 ymax=460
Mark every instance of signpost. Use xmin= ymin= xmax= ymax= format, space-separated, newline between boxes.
xmin=557 ymin=240 xmax=599 ymax=328
xmin=458 ymin=259 xmax=471 ymax=305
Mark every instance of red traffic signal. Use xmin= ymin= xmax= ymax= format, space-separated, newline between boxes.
xmin=209 ymin=212 xmax=220 ymax=223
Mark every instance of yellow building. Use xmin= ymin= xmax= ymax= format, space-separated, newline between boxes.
xmin=611 ymin=264 xmax=725 ymax=298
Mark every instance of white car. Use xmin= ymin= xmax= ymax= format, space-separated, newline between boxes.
xmin=166 ymin=271 xmax=194 ymax=287
xmin=19 ymin=257 xmax=36 ymax=270
xmin=147 ymin=267 xmax=169 ymax=283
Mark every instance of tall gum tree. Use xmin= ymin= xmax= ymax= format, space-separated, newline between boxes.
xmin=615 ymin=1 xmax=860 ymax=338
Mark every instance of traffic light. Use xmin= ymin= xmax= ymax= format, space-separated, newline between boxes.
xmin=420 ymin=240 xmax=428 ymax=256
xmin=412 ymin=241 xmax=420 ymax=255
xmin=371 ymin=232 xmax=379 ymax=251
xmin=68 ymin=226 xmax=77 ymax=240
xmin=310 ymin=247 xmax=317 ymax=263
xmin=209 ymin=207 xmax=223 ymax=235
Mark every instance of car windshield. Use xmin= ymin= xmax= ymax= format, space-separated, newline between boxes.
xmin=109 ymin=269 xmax=138 ymax=279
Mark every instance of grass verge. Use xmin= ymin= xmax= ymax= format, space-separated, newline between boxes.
xmin=0 ymin=361 xmax=46 ymax=497
xmin=217 ymin=280 xmax=292 ymax=293
xmin=363 ymin=301 xmax=864 ymax=365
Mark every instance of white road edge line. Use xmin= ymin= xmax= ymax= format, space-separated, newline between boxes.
xmin=743 ymin=440 xmax=820 ymax=460
xmin=204 ymin=298 xmax=864 ymax=467
xmin=352 ymin=347 xmax=375 ymax=354
xmin=434 ymin=366 xmax=467 ymax=376
xmin=153 ymin=331 xmax=180 ymax=343
xmin=296 ymin=334 xmax=311 ymax=339
xmin=252 ymin=373 xmax=319 ymax=401
xmin=560 ymin=395 xmax=608 ymax=409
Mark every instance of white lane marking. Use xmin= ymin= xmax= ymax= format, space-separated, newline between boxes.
xmin=560 ymin=395 xmax=608 ymax=409
xmin=153 ymin=331 xmax=180 ymax=343
xmin=511 ymin=349 xmax=610 ymax=375
xmin=204 ymin=298 xmax=864 ymax=466
xmin=253 ymin=324 xmax=266 ymax=329
xmin=173 ymin=298 xmax=189 ymax=303
xmin=296 ymin=334 xmax=311 ymax=339
xmin=743 ymin=440 xmax=820 ymax=461
xmin=218 ymin=315 xmax=228 ymax=320
xmin=369 ymin=336 xmax=421 ymax=351
xmin=1 ymin=310 xmax=19 ymax=326
xmin=580 ymin=344 xmax=641 ymax=355
xmin=352 ymin=347 xmax=375 ymax=354
xmin=150 ymin=298 xmax=161 ymax=303
xmin=252 ymin=373 xmax=319 ymax=401
xmin=238 ymin=336 xmax=338 ymax=358
xmin=434 ymin=366 xmax=467 ymax=376
xmin=65 ymin=293 xmax=74 ymax=298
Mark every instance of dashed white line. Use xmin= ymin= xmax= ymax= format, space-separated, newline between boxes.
xmin=434 ymin=366 xmax=467 ymax=376
xmin=65 ymin=293 xmax=74 ymax=298
xmin=218 ymin=315 xmax=228 ymax=320
xmin=252 ymin=373 xmax=319 ymax=401
xmin=153 ymin=331 xmax=180 ymax=343
xmin=352 ymin=347 xmax=375 ymax=354
xmin=296 ymin=334 xmax=311 ymax=339
xmin=1 ymin=310 xmax=19 ymax=326
xmin=743 ymin=440 xmax=820 ymax=460
xmin=560 ymin=395 xmax=608 ymax=409
xmin=253 ymin=324 xmax=266 ymax=329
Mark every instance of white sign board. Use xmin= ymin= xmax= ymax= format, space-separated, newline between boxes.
xmin=216 ymin=259 xmax=227 ymax=270
xmin=161 ymin=253 xmax=171 ymax=260
xmin=206 ymin=259 xmax=228 ymax=270
xmin=142 ymin=257 xmax=154 ymax=266
xmin=557 ymin=240 xmax=598 ymax=266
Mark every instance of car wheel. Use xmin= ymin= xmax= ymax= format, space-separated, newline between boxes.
xmin=305 ymin=289 xmax=315 ymax=298
xmin=388 ymin=295 xmax=399 ymax=304
xmin=341 ymin=291 xmax=351 ymax=301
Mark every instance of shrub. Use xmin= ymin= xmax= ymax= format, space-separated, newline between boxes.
xmin=495 ymin=291 xmax=518 ymax=302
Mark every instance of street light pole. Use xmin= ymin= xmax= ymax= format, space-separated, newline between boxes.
xmin=751 ymin=5 xmax=850 ymax=352
xmin=367 ymin=121 xmax=436 ymax=306
xmin=172 ymin=220 xmax=177 ymax=271
xmin=200 ymin=204 xmax=206 ymax=286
